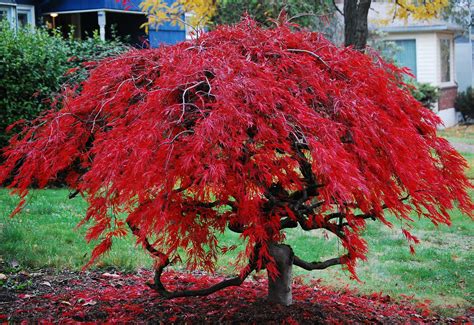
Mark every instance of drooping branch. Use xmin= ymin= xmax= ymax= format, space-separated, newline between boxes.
xmin=287 ymin=48 xmax=331 ymax=70
xmin=228 ymin=222 xmax=245 ymax=233
xmin=126 ymin=221 xmax=166 ymax=260
xmin=286 ymin=133 xmax=322 ymax=212
xmin=324 ymin=194 xmax=410 ymax=223
xmin=127 ymin=220 xmax=259 ymax=298
xmin=295 ymin=214 xmax=316 ymax=231
xmin=299 ymin=201 xmax=325 ymax=214
xmin=188 ymin=200 xmax=237 ymax=211
xmin=151 ymin=245 xmax=260 ymax=299
xmin=280 ymin=217 xmax=298 ymax=229
xmin=332 ymin=0 xmax=344 ymax=16
xmin=152 ymin=262 xmax=256 ymax=298
xmin=293 ymin=254 xmax=348 ymax=270
xmin=324 ymin=211 xmax=375 ymax=223
xmin=68 ymin=190 xmax=80 ymax=199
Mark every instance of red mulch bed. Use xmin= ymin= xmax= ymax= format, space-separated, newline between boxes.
xmin=0 ymin=269 xmax=471 ymax=324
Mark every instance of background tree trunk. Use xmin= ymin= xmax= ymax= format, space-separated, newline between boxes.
xmin=344 ymin=0 xmax=372 ymax=50
xmin=267 ymin=244 xmax=294 ymax=306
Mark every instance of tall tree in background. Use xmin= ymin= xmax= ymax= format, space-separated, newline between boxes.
xmin=441 ymin=0 xmax=472 ymax=34
xmin=343 ymin=0 xmax=371 ymax=49
xmin=342 ymin=0 xmax=451 ymax=50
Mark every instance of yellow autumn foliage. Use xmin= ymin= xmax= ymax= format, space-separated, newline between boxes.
xmin=140 ymin=0 xmax=216 ymax=32
xmin=392 ymin=0 xmax=450 ymax=21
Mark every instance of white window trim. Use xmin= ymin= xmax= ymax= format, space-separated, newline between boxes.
xmin=17 ymin=4 xmax=35 ymax=28
xmin=438 ymin=36 xmax=455 ymax=87
xmin=0 ymin=4 xmax=35 ymax=29
xmin=0 ymin=4 xmax=16 ymax=28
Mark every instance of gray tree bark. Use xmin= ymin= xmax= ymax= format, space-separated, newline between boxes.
xmin=344 ymin=0 xmax=372 ymax=50
xmin=267 ymin=244 xmax=294 ymax=306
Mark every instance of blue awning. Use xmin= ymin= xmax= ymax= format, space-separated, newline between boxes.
xmin=39 ymin=0 xmax=143 ymax=14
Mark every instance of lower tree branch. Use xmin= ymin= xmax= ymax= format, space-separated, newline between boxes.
xmin=68 ymin=190 xmax=80 ymax=199
xmin=332 ymin=0 xmax=344 ymax=16
xmin=228 ymin=222 xmax=245 ymax=233
xmin=152 ymin=263 xmax=255 ymax=298
xmin=127 ymin=220 xmax=258 ymax=298
xmin=287 ymin=48 xmax=331 ymax=70
xmin=324 ymin=195 xmax=410 ymax=223
xmin=151 ymin=246 xmax=259 ymax=299
xmin=293 ymin=254 xmax=348 ymax=270
xmin=126 ymin=221 xmax=165 ymax=259
xmin=189 ymin=200 xmax=237 ymax=211
xmin=280 ymin=217 xmax=298 ymax=229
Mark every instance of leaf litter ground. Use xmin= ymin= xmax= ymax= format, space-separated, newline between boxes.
xmin=1 ymin=269 xmax=472 ymax=324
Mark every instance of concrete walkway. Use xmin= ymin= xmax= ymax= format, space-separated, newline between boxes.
xmin=450 ymin=142 xmax=474 ymax=154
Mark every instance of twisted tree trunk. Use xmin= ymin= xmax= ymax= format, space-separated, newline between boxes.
xmin=267 ymin=244 xmax=294 ymax=306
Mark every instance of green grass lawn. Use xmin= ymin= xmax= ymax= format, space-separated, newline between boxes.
xmin=437 ymin=126 xmax=474 ymax=178
xmin=459 ymin=152 xmax=474 ymax=179
xmin=438 ymin=125 xmax=474 ymax=145
xmin=0 ymin=187 xmax=472 ymax=316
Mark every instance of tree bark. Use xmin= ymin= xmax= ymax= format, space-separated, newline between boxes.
xmin=344 ymin=0 xmax=372 ymax=50
xmin=267 ymin=243 xmax=294 ymax=306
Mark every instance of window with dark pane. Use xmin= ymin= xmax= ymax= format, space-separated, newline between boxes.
xmin=440 ymin=39 xmax=451 ymax=83
xmin=393 ymin=39 xmax=417 ymax=78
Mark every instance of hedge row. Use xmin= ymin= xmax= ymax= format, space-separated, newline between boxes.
xmin=0 ymin=21 xmax=129 ymax=149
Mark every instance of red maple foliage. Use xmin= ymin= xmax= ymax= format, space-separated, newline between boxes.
xmin=1 ymin=18 xmax=472 ymax=301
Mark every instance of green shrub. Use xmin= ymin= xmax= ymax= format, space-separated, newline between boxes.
xmin=0 ymin=21 xmax=69 ymax=148
xmin=62 ymin=28 xmax=130 ymax=88
xmin=409 ymin=81 xmax=439 ymax=110
xmin=455 ymin=87 xmax=474 ymax=122
xmin=0 ymin=21 xmax=129 ymax=150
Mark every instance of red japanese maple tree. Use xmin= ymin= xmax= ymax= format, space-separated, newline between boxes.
xmin=1 ymin=18 xmax=472 ymax=305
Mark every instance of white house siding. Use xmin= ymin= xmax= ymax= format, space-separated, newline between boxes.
xmin=368 ymin=2 xmax=461 ymax=127
xmin=435 ymin=32 xmax=458 ymax=127
xmin=436 ymin=32 xmax=456 ymax=86
xmin=455 ymin=40 xmax=472 ymax=92
xmin=382 ymin=32 xmax=459 ymax=127
xmin=382 ymin=33 xmax=436 ymax=82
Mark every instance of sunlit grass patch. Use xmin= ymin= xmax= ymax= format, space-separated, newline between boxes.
xmin=438 ymin=125 xmax=474 ymax=145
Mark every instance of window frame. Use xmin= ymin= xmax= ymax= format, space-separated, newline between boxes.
xmin=0 ymin=4 xmax=35 ymax=29
xmin=392 ymin=38 xmax=418 ymax=79
xmin=0 ymin=4 xmax=15 ymax=28
xmin=439 ymin=36 xmax=453 ymax=85
xmin=16 ymin=4 xmax=35 ymax=28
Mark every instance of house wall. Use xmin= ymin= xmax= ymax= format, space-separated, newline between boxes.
xmin=435 ymin=32 xmax=456 ymax=87
xmin=384 ymin=31 xmax=459 ymax=127
xmin=438 ymin=86 xmax=457 ymax=110
xmin=149 ymin=20 xmax=186 ymax=46
xmin=37 ymin=0 xmax=185 ymax=46
xmin=383 ymin=32 xmax=438 ymax=84
xmin=455 ymin=36 xmax=473 ymax=92
xmin=0 ymin=1 xmax=35 ymax=28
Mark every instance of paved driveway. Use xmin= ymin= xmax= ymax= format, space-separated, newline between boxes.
xmin=450 ymin=142 xmax=474 ymax=154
